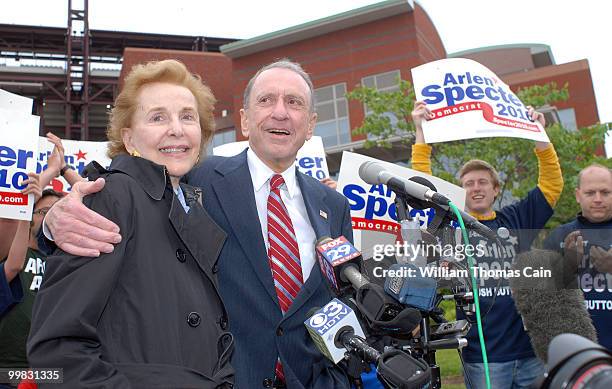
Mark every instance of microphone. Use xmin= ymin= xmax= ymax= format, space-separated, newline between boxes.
xmin=426 ymin=337 xmax=468 ymax=350
xmin=304 ymin=298 xmax=367 ymax=364
xmin=510 ymin=249 xmax=598 ymax=362
xmin=359 ymin=161 xmax=451 ymax=207
xmin=409 ymin=176 xmax=498 ymax=242
xmin=305 ymin=300 xmax=432 ymax=388
xmin=315 ymin=236 xmax=423 ymax=334
xmin=358 ymin=162 xmax=497 ymax=241
xmin=384 ymin=263 xmax=438 ymax=311
xmin=315 ymin=236 xmax=367 ymax=295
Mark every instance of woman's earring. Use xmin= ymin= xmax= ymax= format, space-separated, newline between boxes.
xmin=131 ymin=150 xmax=141 ymax=157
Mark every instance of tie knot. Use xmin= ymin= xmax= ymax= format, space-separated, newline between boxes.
xmin=270 ymin=174 xmax=285 ymax=191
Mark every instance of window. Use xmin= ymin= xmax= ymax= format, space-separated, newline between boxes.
xmin=314 ymin=83 xmax=350 ymax=148
xmin=362 ymin=70 xmax=401 ymax=137
xmin=558 ymin=108 xmax=577 ymax=131
xmin=208 ymin=129 xmax=236 ymax=154
xmin=362 ymin=70 xmax=401 ymax=97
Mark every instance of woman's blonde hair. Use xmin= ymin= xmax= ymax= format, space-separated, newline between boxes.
xmin=106 ymin=59 xmax=216 ymax=158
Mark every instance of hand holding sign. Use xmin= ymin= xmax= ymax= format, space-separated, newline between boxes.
xmin=20 ymin=172 xmax=42 ymax=203
xmin=411 ymin=101 xmax=431 ymax=144
xmin=411 ymin=58 xmax=551 ymax=144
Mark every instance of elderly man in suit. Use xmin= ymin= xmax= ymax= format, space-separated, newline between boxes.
xmin=43 ymin=60 xmax=353 ymax=389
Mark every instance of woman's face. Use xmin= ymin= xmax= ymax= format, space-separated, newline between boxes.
xmin=122 ymin=82 xmax=202 ymax=185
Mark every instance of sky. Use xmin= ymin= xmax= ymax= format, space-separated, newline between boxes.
xmin=0 ymin=0 xmax=610 ymax=126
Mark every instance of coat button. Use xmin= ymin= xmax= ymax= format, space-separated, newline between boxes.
xmin=262 ymin=377 xmax=273 ymax=388
xmin=219 ymin=315 xmax=228 ymax=330
xmin=212 ymin=264 xmax=219 ymax=273
xmin=187 ymin=312 xmax=201 ymax=327
xmin=276 ymin=327 xmax=283 ymax=336
xmin=176 ymin=248 xmax=187 ymax=263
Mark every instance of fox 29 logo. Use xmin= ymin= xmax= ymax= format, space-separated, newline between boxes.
xmin=308 ymin=299 xmax=350 ymax=336
xmin=317 ymin=236 xmax=361 ymax=266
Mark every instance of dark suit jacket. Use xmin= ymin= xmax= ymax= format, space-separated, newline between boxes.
xmin=28 ymin=155 xmax=234 ymax=388
xmin=187 ymin=150 xmax=353 ymax=389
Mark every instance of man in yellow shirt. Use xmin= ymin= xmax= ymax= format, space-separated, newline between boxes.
xmin=411 ymin=101 xmax=563 ymax=389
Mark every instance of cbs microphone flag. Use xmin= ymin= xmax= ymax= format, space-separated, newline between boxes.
xmin=337 ymin=151 xmax=465 ymax=257
xmin=411 ymin=58 xmax=550 ymax=144
xmin=213 ymin=136 xmax=330 ymax=180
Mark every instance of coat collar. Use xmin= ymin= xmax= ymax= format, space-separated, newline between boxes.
xmin=86 ymin=154 xmax=169 ymax=201
xmin=86 ymin=155 xmax=204 ymax=207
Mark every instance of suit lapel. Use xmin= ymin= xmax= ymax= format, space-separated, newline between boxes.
xmin=211 ymin=151 xmax=278 ymax=304
xmin=169 ymin=191 xmax=226 ymax=288
xmin=284 ymin=172 xmax=332 ymax=319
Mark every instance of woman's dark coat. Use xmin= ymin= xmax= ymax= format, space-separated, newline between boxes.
xmin=27 ymin=155 xmax=234 ymax=388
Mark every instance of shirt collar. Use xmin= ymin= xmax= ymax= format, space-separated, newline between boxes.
xmin=576 ymin=212 xmax=612 ymax=226
xmin=247 ymin=147 xmax=297 ymax=198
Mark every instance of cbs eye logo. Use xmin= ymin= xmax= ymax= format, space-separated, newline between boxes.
xmin=308 ymin=301 xmax=344 ymax=328
xmin=309 ymin=313 xmax=328 ymax=328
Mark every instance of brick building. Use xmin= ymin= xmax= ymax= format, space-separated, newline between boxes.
xmin=1 ymin=0 xmax=600 ymax=168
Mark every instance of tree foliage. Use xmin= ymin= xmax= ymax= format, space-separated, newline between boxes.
xmin=347 ymin=80 xmax=611 ymax=227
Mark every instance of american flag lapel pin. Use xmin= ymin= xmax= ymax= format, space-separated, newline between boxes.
xmin=319 ymin=210 xmax=328 ymax=220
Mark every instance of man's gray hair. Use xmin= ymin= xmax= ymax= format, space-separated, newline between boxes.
xmin=242 ymin=59 xmax=315 ymax=112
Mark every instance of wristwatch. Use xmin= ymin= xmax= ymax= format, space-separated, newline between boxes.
xmin=60 ymin=165 xmax=71 ymax=176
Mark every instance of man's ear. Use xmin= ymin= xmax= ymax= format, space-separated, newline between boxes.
xmin=240 ymin=108 xmax=249 ymax=138
xmin=306 ymin=112 xmax=317 ymax=141
xmin=493 ymin=185 xmax=501 ymax=199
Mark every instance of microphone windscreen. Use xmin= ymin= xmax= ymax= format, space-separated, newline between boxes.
xmin=510 ymin=250 xmax=597 ymax=361
xmin=358 ymin=161 xmax=383 ymax=185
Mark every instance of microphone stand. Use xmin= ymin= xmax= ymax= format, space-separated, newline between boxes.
xmin=393 ymin=194 xmax=426 ymax=267
xmin=391 ymin=191 xmax=474 ymax=389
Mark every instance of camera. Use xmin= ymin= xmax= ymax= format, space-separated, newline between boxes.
xmin=538 ymin=333 xmax=612 ymax=389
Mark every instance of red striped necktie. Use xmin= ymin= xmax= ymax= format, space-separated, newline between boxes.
xmin=267 ymin=174 xmax=303 ymax=383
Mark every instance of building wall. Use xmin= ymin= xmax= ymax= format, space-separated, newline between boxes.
xmin=460 ymin=47 xmax=536 ymax=76
xmin=504 ymin=59 xmax=600 ymax=127
xmin=413 ymin=2 xmax=446 ymax=63
xmin=229 ymin=11 xmax=431 ymax=141
xmin=121 ymin=48 xmax=235 ymax=131
xmin=118 ymin=6 xmax=599 ymax=148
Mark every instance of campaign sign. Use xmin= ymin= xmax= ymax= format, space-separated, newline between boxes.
xmin=37 ymin=137 xmax=111 ymax=193
xmin=337 ymin=151 xmax=465 ymax=258
xmin=411 ymin=58 xmax=550 ymax=144
xmin=213 ymin=136 xmax=330 ymax=179
xmin=0 ymin=108 xmax=40 ymax=220
xmin=304 ymin=298 xmax=365 ymax=363
xmin=0 ymin=89 xmax=33 ymax=115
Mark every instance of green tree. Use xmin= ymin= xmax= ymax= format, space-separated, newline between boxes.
xmin=346 ymin=80 xmax=611 ymax=227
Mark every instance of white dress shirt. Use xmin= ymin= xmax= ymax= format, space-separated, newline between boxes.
xmin=247 ymin=148 xmax=317 ymax=282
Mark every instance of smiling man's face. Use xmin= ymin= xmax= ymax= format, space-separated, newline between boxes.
xmin=240 ymin=67 xmax=317 ymax=173
xmin=461 ymin=169 xmax=499 ymax=216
